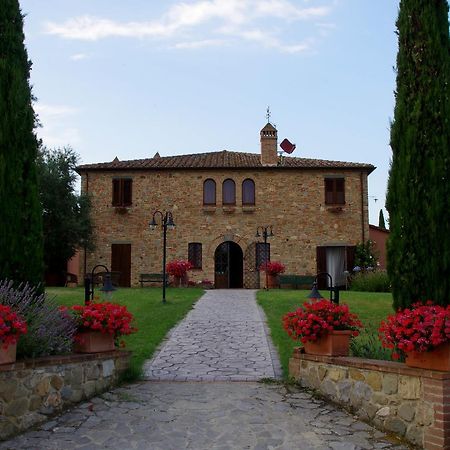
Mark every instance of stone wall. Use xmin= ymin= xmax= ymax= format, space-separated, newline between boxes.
xmin=80 ymin=167 xmax=369 ymax=287
xmin=289 ymin=351 xmax=450 ymax=450
xmin=0 ymin=351 xmax=130 ymax=441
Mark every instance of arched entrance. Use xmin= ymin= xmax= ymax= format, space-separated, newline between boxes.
xmin=214 ymin=241 xmax=243 ymax=288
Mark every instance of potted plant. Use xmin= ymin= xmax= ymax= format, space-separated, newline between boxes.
xmin=283 ymin=299 xmax=362 ymax=356
xmin=68 ymin=302 xmax=137 ymax=353
xmin=260 ymin=261 xmax=285 ymax=288
xmin=0 ymin=305 xmax=27 ymax=364
xmin=379 ymin=302 xmax=450 ymax=371
xmin=166 ymin=260 xmax=193 ymax=287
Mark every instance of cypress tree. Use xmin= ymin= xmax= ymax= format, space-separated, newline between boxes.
xmin=0 ymin=1 xmax=43 ymax=287
xmin=386 ymin=0 xmax=450 ymax=309
xmin=378 ymin=210 xmax=386 ymax=230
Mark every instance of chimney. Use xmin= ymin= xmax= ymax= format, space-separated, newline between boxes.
xmin=260 ymin=122 xmax=278 ymax=166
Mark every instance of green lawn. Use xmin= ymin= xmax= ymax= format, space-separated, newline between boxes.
xmin=47 ymin=287 xmax=203 ymax=380
xmin=257 ymin=289 xmax=395 ymax=378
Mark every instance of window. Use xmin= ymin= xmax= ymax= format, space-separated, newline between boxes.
xmin=188 ymin=243 xmax=202 ymax=269
xmin=242 ymin=179 xmax=255 ymax=205
xmin=203 ymin=179 xmax=216 ymax=205
xmin=112 ymin=178 xmax=132 ymax=206
xmin=222 ymin=179 xmax=236 ymax=205
xmin=256 ymin=242 xmax=270 ymax=269
xmin=325 ymin=178 xmax=345 ymax=205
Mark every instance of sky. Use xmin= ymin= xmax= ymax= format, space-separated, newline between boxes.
xmin=21 ymin=0 xmax=400 ymax=225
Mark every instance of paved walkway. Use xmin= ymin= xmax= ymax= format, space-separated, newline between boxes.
xmin=144 ymin=290 xmax=282 ymax=381
xmin=0 ymin=382 xmax=407 ymax=450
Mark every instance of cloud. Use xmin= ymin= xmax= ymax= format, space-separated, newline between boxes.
xmin=34 ymin=103 xmax=81 ymax=147
xmin=43 ymin=0 xmax=334 ymax=53
xmin=70 ymin=53 xmax=88 ymax=61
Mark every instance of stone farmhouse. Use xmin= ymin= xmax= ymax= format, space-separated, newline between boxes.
xmin=76 ymin=122 xmax=375 ymax=289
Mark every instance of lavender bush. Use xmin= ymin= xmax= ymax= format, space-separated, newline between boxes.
xmin=0 ymin=280 xmax=77 ymax=357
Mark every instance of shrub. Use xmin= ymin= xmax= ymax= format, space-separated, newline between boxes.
xmin=379 ymin=302 xmax=450 ymax=359
xmin=350 ymin=326 xmax=395 ymax=361
xmin=0 ymin=280 xmax=77 ymax=357
xmin=259 ymin=261 xmax=285 ymax=276
xmin=282 ymin=299 xmax=363 ymax=344
xmin=350 ymin=270 xmax=391 ymax=293
xmin=166 ymin=260 xmax=192 ymax=278
xmin=0 ymin=305 xmax=27 ymax=349
xmin=67 ymin=302 xmax=137 ymax=343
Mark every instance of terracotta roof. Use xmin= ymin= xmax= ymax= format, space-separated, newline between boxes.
xmin=76 ymin=150 xmax=375 ymax=173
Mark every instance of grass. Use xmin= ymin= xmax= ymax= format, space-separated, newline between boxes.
xmin=257 ymin=289 xmax=395 ymax=378
xmin=46 ymin=287 xmax=203 ymax=381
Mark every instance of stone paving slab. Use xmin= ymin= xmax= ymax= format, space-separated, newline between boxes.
xmin=0 ymin=382 xmax=408 ymax=450
xmin=144 ymin=290 xmax=282 ymax=381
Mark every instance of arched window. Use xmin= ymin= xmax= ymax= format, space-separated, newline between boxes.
xmin=203 ymin=179 xmax=216 ymax=205
xmin=242 ymin=178 xmax=255 ymax=205
xmin=222 ymin=179 xmax=236 ymax=205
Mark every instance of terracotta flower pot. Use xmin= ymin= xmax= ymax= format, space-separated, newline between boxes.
xmin=74 ymin=331 xmax=115 ymax=353
xmin=0 ymin=342 xmax=17 ymax=365
xmin=267 ymin=274 xmax=278 ymax=288
xmin=303 ymin=330 xmax=353 ymax=356
xmin=405 ymin=342 xmax=450 ymax=371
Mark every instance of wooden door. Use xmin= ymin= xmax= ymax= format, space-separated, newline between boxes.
xmin=111 ymin=244 xmax=131 ymax=287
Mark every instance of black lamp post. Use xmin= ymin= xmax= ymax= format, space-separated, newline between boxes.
xmin=307 ymin=272 xmax=340 ymax=304
xmin=256 ymin=225 xmax=274 ymax=290
xmin=84 ymin=264 xmax=116 ymax=304
xmin=150 ymin=210 xmax=175 ymax=304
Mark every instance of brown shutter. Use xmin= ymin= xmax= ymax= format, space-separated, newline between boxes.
xmin=325 ymin=179 xmax=333 ymax=204
xmin=336 ymin=178 xmax=345 ymax=204
xmin=316 ymin=246 xmax=327 ymax=289
xmin=112 ymin=179 xmax=120 ymax=206
xmin=123 ymin=179 xmax=132 ymax=206
xmin=346 ymin=246 xmax=356 ymax=272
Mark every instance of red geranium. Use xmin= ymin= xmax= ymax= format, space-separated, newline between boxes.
xmin=166 ymin=260 xmax=193 ymax=278
xmin=0 ymin=305 xmax=27 ymax=349
xmin=259 ymin=261 xmax=285 ymax=276
xmin=68 ymin=302 xmax=137 ymax=339
xmin=379 ymin=301 xmax=450 ymax=359
xmin=283 ymin=299 xmax=362 ymax=344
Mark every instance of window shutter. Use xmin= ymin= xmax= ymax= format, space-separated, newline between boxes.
xmin=112 ymin=179 xmax=121 ymax=206
xmin=242 ymin=179 xmax=255 ymax=205
xmin=123 ymin=179 xmax=132 ymax=206
xmin=325 ymin=179 xmax=334 ymax=204
xmin=188 ymin=243 xmax=202 ymax=269
xmin=336 ymin=178 xmax=345 ymax=204
xmin=223 ymin=179 xmax=236 ymax=205
xmin=203 ymin=179 xmax=216 ymax=205
xmin=316 ymin=246 xmax=327 ymax=289
xmin=346 ymin=246 xmax=356 ymax=272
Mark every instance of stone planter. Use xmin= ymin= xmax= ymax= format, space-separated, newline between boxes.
xmin=74 ymin=331 xmax=115 ymax=353
xmin=303 ymin=330 xmax=353 ymax=356
xmin=406 ymin=342 xmax=450 ymax=371
xmin=0 ymin=342 xmax=17 ymax=365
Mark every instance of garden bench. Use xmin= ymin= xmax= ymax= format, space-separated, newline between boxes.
xmin=278 ymin=275 xmax=315 ymax=289
xmin=139 ymin=273 xmax=168 ymax=287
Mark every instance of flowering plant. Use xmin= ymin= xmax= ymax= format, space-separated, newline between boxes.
xmin=67 ymin=302 xmax=137 ymax=339
xmin=259 ymin=261 xmax=285 ymax=276
xmin=0 ymin=305 xmax=27 ymax=349
xmin=379 ymin=302 xmax=450 ymax=359
xmin=283 ymin=299 xmax=362 ymax=344
xmin=166 ymin=260 xmax=193 ymax=278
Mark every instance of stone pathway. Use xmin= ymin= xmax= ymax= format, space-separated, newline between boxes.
xmin=144 ymin=289 xmax=282 ymax=381
xmin=0 ymin=382 xmax=408 ymax=450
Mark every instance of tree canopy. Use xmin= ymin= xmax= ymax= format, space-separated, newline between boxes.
xmin=38 ymin=147 xmax=94 ymax=277
xmin=0 ymin=0 xmax=43 ymax=287
xmin=386 ymin=0 xmax=450 ymax=308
